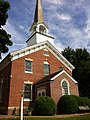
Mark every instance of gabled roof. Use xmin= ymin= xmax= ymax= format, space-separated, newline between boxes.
xmin=35 ymin=70 xmax=77 ymax=86
xmin=51 ymin=70 xmax=78 ymax=83
xmin=10 ymin=41 xmax=75 ymax=71
xmin=35 ymin=71 xmax=61 ymax=85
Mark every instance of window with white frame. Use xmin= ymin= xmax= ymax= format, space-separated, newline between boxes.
xmin=43 ymin=51 xmax=49 ymax=56
xmin=37 ymin=89 xmax=46 ymax=97
xmin=61 ymin=80 xmax=70 ymax=95
xmin=25 ymin=60 xmax=33 ymax=73
xmin=44 ymin=61 xmax=50 ymax=76
xmin=24 ymin=83 xmax=32 ymax=101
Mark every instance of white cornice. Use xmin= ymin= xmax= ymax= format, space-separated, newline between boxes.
xmin=10 ymin=41 xmax=47 ymax=61
xmin=10 ymin=41 xmax=75 ymax=71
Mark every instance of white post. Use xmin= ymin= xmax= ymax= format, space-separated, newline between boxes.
xmin=21 ymin=89 xmax=24 ymax=120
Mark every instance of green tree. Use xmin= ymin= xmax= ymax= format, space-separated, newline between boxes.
xmin=62 ymin=47 xmax=75 ymax=64
xmin=0 ymin=0 xmax=13 ymax=59
xmin=62 ymin=47 xmax=90 ymax=98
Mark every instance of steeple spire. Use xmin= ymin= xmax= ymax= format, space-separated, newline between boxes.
xmin=34 ymin=0 xmax=44 ymax=23
xmin=27 ymin=0 xmax=54 ymax=47
xmin=30 ymin=0 xmax=48 ymax=34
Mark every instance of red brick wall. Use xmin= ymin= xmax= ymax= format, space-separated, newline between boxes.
xmin=50 ymin=72 xmax=79 ymax=105
xmin=0 ymin=57 xmax=11 ymax=114
xmin=0 ymin=48 xmax=75 ymax=115
xmin=9 ymin=49 xmax=72 ymax=107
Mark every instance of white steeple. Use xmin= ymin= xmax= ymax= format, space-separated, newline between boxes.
xmin=26 ymin=0 xmax=54 ymax=46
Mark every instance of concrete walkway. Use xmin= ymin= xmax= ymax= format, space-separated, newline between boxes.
xmin=0 ymin=113 xmax=90 ymax=119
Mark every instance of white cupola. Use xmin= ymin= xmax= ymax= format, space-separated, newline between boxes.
xmin=26 ymin=0 xmax=54 ymax=46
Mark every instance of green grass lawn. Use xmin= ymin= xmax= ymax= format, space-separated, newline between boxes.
xmin=1 ymin=114 xmax=90 ymax=120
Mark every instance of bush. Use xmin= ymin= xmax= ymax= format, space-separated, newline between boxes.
xmin=71 ymin=95 xmax=85 ymax=106
xmin=83 ymin=97 xmax=90 ymax=107
xmin=32 ymin=96 xmax=56 ymax=116
xmin=71 ymin=95 xmax=90 ymax=107
xmin=58 ymin=95 xmax=79 ymax=114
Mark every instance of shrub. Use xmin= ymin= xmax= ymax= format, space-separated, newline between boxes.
xmin=32 ymin=96 xmax=56 ymax=116
xmin=71 ymin=95 xmax=90 ymax=107
xmin=83 ymin=97 xmax=90 ymax=107
xmin=58 ymin=95 xmax=79 ymax=114
xmin=71 ymin=95 xmax=85 ymax=106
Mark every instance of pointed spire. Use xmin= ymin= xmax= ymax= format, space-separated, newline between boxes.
xmin=34 ymin=0 xmax=44 ymax=23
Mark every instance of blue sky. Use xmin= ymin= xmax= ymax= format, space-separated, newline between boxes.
xmin=2 ymin=0 xmax=90 ymax=59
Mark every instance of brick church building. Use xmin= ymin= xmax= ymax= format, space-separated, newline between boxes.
xmin=0 ymin=0 xmax=79 ymax=115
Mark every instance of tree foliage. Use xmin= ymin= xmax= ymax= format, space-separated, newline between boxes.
xmin=62 ymin=47 xmax=90 ymax=98
xmin=0 ymin=0 xmax=13 ymax=58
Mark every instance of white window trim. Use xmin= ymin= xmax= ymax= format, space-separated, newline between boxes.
xmin=44 ymin=48 xmax=48 ymax=52
xmin=25 ymin=58 xmax=33 ymax=61
xmin=23 ymin=81 xmax=33 ymax=101
xmin=25 ymin=59 xmax=33 ymax=74
xmin=43 ymin=61 xmax=50 ymax=75
xmin=43 ymin=61 xmax=49 ymax=64
xmin=61 ymin=79 xmax=70 ymax=96
xmin=43 ymin=51 xmax=49 ymax=56
xmin=25 ymin=71 xmax=33 ymax=74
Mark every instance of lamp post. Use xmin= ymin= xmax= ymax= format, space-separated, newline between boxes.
xmin=20 ymin=89 xmax=24 ymax=120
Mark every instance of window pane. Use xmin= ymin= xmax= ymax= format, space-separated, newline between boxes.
xmin=37 ymin=89 xmax=46 ymax=97
xmin=62 ymin=81 xmax=69 ymax=95
xmin=25 ymin=60 xmax=32 ymax=72
xmin=24 ymin=84 xmax=32 ymax=100
xmin=43 ymin=51 xmax=49 ymax=56
xmin=44 ymin=64 xmax=50 ymax=75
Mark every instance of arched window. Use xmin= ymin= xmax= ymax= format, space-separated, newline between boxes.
xmin=61 ymin=80 xmax=70 ymax=95
xmin=39 ymin=25 xmax=46 ymax=34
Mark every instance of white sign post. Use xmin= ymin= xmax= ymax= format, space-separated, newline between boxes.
xmin=20 ymin=89 xmax=24 ymax=120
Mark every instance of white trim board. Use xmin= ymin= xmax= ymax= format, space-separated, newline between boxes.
xmin=51 ymin=70 xmax=78 ymax=84
xmin=9 ymin=41 xmax=74 ymax=72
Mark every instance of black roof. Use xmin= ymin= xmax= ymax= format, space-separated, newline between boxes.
xmin=35 ymin=70 xmax=63 ymax=85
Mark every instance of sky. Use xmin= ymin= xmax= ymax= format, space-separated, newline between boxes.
xmin=2 ymin=0 xmax=90 ymax=60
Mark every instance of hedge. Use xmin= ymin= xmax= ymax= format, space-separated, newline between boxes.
xmin=71 ymin=95 xmax=90 ymax=107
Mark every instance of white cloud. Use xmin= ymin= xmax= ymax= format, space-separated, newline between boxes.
xmin=44 ymin=0 xmax=64 ymax=5
xmin=57 ymin=14 xmax=72 ymax=21
xmin=54 ymin=41 xmax=64 ymax=52
xmin=48 ymin=13 xmax=90 ymax=52
xmin=3 ymin=21 xmax=26 ymax=44
xmin=84 ymin=24 xmax=90 ymax=38
xmin=1 ymin=20 xmax=27 ymax=60
xmin=3 ymin=20 xmax=26 ymax=53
